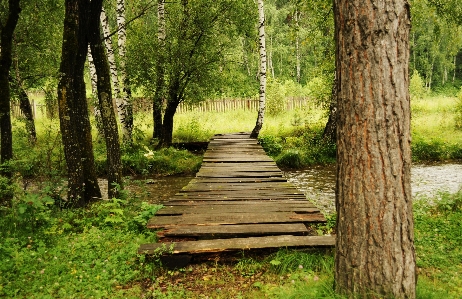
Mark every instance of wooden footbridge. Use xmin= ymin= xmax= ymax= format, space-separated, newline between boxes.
xmin=138 ymin=133 xmax=334 ymax=255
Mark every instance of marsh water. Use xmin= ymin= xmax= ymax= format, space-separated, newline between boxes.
xmin=122 ymin=162 xmax=462 ymax=215
xmin=284 ymin=163 xmax=462 ymax=214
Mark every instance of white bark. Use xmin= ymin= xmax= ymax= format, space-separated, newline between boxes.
xmin=293 ymin=9 xmax=301 ymax=83
xmin=87 ymin=46 xmax=98 ymax=96
xmin=100 ymin=8 xmax=120 ymax=118
xmin=87 ymin=47 xmax=101 ymax=127
xmin=116 ymin=0 xmax=133 ymax=142
xmin=251 ymin=0 xmax=267 ymax=138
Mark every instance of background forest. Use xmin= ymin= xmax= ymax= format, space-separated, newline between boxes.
xmin=1 ymin=0 xmax=462 ymax=298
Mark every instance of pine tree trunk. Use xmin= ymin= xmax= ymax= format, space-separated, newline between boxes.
xmin=89 ymin=0 xmax=123 ymax=199
xmin=334 ymin=0 xmax=416 ymax=298
xmin=58 ymin=0 xmax=101 ymax=207
xmin=116 ymin=0 xmax=133 ymax=143
xmin=153 ymin=0 xmax=166 ymax=140
xmin=250 ymin=0 xmax=267 ymax=138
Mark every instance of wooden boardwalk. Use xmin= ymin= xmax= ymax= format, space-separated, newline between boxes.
xmin=139 ymin=133 xmax=334 ymax=255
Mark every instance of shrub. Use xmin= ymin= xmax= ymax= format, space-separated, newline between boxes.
xmin=410 ymin=70 xmax=426 ymax=100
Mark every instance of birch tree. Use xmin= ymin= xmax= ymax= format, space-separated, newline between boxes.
xmin=250 ymin=0 xmax=267 ymax=138
xmin=116 ymin=0 xmax=133 ymax=143
xmin=89 ymin=0 xmax=123 ymax=199
xmin=334 ymin=0 xmax=416 ymax=297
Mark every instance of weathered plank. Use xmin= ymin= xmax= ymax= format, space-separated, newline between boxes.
xmin=147 ymin=212 xmax=326 ymax=228
xmin=155 ymin=205 xmax=320 ymax=215
xmin=161 ymin=200 xmax=317 ymax=206
xmin=157 ymin=223 xmax=310 ymax=238
xmin=139 ymin=133 xmax=333 ymax=255
xmin=138 ymin=235 xmax=335 ymax=254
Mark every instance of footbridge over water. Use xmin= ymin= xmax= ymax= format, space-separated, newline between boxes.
xmin=139 ymin=133 xmax=335 ymax=255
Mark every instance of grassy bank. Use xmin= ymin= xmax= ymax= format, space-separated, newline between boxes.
xmin=1 ymin=187 xmax=461 ymax=298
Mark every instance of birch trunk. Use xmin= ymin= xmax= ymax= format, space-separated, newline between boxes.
xmin=89 ymin=0 xmax=123 ymax=199
xmin=153 ymin=0 xmax=166 ymax=140
xmin=87 ymin=46 xmax=104 ymax=135
xmin=116 ymin=0 xmax=133 ymax=143
xmin=250 ymin=0 xmax=267 ymax=138
xmin=294 ymin=9 xmax=301 ymax=83
xmin=334 ymin=0 xmax=416 ymax=297
xmin=100 ymin=7 xmax=120 ymax=112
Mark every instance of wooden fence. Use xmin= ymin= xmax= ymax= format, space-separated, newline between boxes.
xmin=11 ymin=97 xmax=310 ymax=119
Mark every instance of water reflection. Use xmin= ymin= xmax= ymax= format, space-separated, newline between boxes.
xmin=284 ymin=163 xmax=462 ymax=215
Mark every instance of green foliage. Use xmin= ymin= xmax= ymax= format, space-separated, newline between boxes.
xmin=305 ymin=76 xmax=332 ymax=109
xmin=414 ymin=192 xmax=462 ymax=296
xmin=410 ymin=70 xmax=426 ymax=100
xmin=123 ymin=146 xmax=201 ymax=176
xmin=174 ymin=116 xmax=212 ymax=142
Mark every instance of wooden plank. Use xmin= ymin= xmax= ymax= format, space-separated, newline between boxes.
xmin=196 ymin=172 xmax=282 ymax=178
xmin=138 ymin=235 xmax=335 ymax=254
xmin=157 ymin=223 xmax=310 ymax=238
xmin=162 ymin=200 xmax=316 ymax=206
xmin=147 ymin=212 xmax=326 ymax=228
xmin=155 ymin=205 xmax=320 ymax=215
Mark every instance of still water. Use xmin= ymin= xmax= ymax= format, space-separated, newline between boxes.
xmin=121 ymin=163 xmax=462 ymax=215
xmin=284 ymin=163 xmax=462 ymax=214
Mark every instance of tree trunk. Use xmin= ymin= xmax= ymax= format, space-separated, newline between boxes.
xmin=334 ymin=0 xmax=416 ymax=298
xmin=153 ymin=0 xmax=166 ymax=141
xmin=0 ymin=0 xmax=21 ymax=205
xmin=294 ymin=8 xmax=301 ymax=83
xmin=250 ymin=0 xmax=267 ymax=138
xmin=100 ymin=7 xmax=120 ymax=114
xmin=87 ymin=46 xmax=104 ymax=136
xmin=159 ymin=99 xmax=179 ymax=148
xmin=453 ymin=55 xmax=456 ymax=82
xmin=17 ymin=87 xmax=37 ymax=143
xmin=89 ymin=0 xmax=123 ymax=199
xmin=13 ymin=49 xmax=37 ymax=144
xmin=322 ymin=73 xmax=337 ymax=143
xmin=58 ymin=0 xmax=101 ymax=207
xmin=116 ymin=0 xmax=133 ymax=143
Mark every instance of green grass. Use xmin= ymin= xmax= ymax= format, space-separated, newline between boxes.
xmin=2 ymin=189 xmax=461 ymax=298
xmin=411 ymin=96 xmax=462 ymax=161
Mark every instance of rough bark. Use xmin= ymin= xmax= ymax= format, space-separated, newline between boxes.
xmin=334 ymin=0 xmax=416 ymax=298
xmin=89 ymin=0 xmax=123 ymax=199
xmin=0 ymin=0 xmax=21 ymax=183
xmin=116 ymin=0 xmax=133 ymax=143
xmin=58 ymin=0 xmax=101 ymax=207
xmin=250 ymin=0 xmax=267 ymax=138
xmin=322 ymin=73 xmax=337 ymax=143
xmin=153 ymin=0 xmax=166 ymax=141
xmin=17 ymin=87 xmax=37 ymax=143
xmin=159 ymin=100 xmax=179 ymax=148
